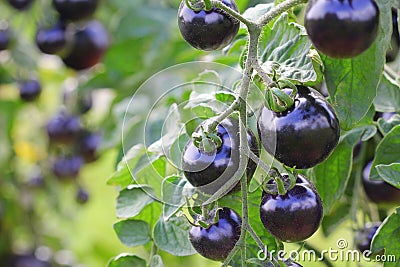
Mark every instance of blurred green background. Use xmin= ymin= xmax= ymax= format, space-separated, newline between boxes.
xmin=0 ymin=0 xmax=393 ymax=266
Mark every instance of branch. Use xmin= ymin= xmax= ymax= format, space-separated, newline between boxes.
xmin=257 ymin=0 xmax=308 ymax=27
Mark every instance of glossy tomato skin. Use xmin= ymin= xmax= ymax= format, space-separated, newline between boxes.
xmin=178 ymin=0 xmax=240 ymax=51
xmin=62 ymin=20 xmax=109 ymax=70
xmin=35 ymin=22 xmax=67 ymax=55
xmin=6 ymin=0 xmax=34 ymax=10
xmin=182 ymin=117 xmax=259 ymax=195
xmin=362 ymin=161 xmax=400 ymax=204
xmin=257 ymin=86 xmax=340 ymax=169
xmin=260 ymin=174 xmax=323 ymax=242
xmin=53 ymin=0 xmax=98 ymax=21
xmin=189 ymin=207 xmax=241 ymax=261
xmin=19 ymin=79 xmax=42 ymax=102
xmin=386 ymin=8 xmax=400 ymax=62
xmin=305 ymin=0 xmax=379 ymax=58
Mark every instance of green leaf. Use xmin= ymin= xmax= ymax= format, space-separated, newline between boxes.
xmin=258 ymin=13 xmax=323 ymax=85
xmin=108 ymin=254 xmax=146 ymax=267
xmin=113 ymin=220 xmax=151 ymax=247
xmin=310 ymin=127 xmax=366 ymax=213
xmin=374 ymin=73 xmax=400 ymax=112
xmin=371 ymin=208 xmax=400 ymax=267
xmin=162 ymin=176 xmax=192 ymax=220
xmin=376 ymin=163 xmax=400 ymax=189
xmin=116 ymin=185 xmax=154 ymax=218
xmin=133 ymin=154 xmax=167 ymax=195
xmin=370 ymin=125 xmax=400 ymax=180
xmin=218 ymin=191 xmax=277 ymax=251
xmin=150 ymin=255 xmax=164 ymax=267
xmin=242 ymin=3 xmax=274 ymax=21
xmin=377 ymin=114 xmax=400 ymax=135
xmin=107 ymin=144 xmax=147 ymax=187
xmin=191 ymin=104 xmax=217 ymax=119
xmin=323 ymin=0 xmax=391 ymax=130
xmin=169 ymin=134 xmax=189 ymax=169
xmin=215 ymin=91 xmax=237 ymax=105
xmin=321 ymin=201 xmax=351 ymax=236
xmin=153 ymin=216 xmax=196 ymax=256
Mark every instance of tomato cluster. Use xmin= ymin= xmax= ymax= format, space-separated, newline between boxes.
xmin=35 ymin=0 xmax=109 ymax=70
xmin=177 ymin=0 xmax=334 ymax=262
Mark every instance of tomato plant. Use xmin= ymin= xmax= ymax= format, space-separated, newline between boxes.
xmin=1 ymin=0 xmax=400 ymax=266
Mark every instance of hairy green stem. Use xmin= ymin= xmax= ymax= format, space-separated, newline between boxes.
xmin=212 ymin=0 xmax=256 ymax=27
xmin=203 ymin=0 xmax=212 ymax=10
xmin=257 ymin=0 xmax=308 ymax=27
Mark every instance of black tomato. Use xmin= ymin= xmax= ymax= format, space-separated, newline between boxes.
xmin=6 ymin=0 xmax=34 ymax=10
xmin=257 ymin=86 xmax=340 ymax=169
xmin=77 ymin=131 xmax=101 ymax=163
xmin=362 ymin=161 xmax=400 ymax=204
xmin=355 ymin=222 xmax=380 ymax=253
xmin=46 ymin=111 xmax=82 ymax=144
xmin=52 ymin=155 xmax=83 ymax=179
xmin=62 ymin=20 xmax=109 ymax=70
xmin=35 ymin=22 xmax=67 ymax=55
xmin=304 ymin=0 xmax=379 ymax=58
xmin=177 ymin=0 xmax=240 ymax=51
xmin=260 ymin=174 xmax=323 ymax=242
xmin=182 ymin=117 xmax=259 ymax=195
xmin=53 ymin=0 xmax=98 ymax=21
xmin=386 ymin=8 xmax=400 ymax=63
xmin=6 ymin=254 xmax=51 ymax=267
xmin=0 ymin=27 xmax=11 ymax=51
xmin=19 ymin=79 xmax=42 ymax=102
xmin=189 ymin=207 xmax=241 ymax=261
xmin=76 ymin=187 xmax=90 ymax=204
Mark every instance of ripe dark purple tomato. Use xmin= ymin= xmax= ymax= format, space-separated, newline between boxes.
xmin=304 ymin=0 xmax=379 ymax=58
xmin=77 ymin=131 xmax=101 ymax=162
xmin=189 ymin=207 xmax=241 ymax=261
xmin=178 ymin=0 xmax=240 ymax=51
xmin=0 ymin=27 xmax=11 ymax=51
xmin=182 ymin=117 xmax=259 ymax=195
xmin=19 ymin=79 xmax=42 ymax=102
xmin=46 ymin=111 xmax=81 ymax=144
xmin=6 ymin=0 xmax=34 ymax=10
xmin=362 ymin=161 xmax=400 ymax=204
xmin=62 ymin=20 xmax=109 ymax=70
xmin=260 ymin=174 xmax=323 ymax=242
xmin=355 ymin=222 xmax=380 ymax=253
xmin=76 ymin=187 xmax=90 ymax=204
xmin=257 ymin=86 xmax=340 ymax=169
xmin=53 ymin=0 xmax=98 ymax=21
xmin=6 ymin=254 xmax=51 ymax=267
xmin=52 ymin=155 xmax=83 ymax=179
xmin=35 ymin=22 xmax=67 ymax=55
